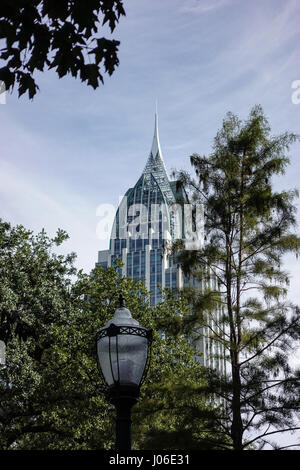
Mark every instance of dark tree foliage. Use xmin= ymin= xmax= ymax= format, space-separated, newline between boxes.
xmin=0 ymin=0 xmax=125 ymax=99
xmin=173 ymin=105 xmax=300 ymax=450
xmin=0 ymin=219 xmax=76 ymax=346
xmin=0 ymin=220 xmax=81 ymax=449
xmin=0 ymin=220 xmax=223 ymax=450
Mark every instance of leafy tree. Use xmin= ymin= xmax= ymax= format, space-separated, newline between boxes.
xmin=173 ymin=105 xmax=300 ymax=450
xmin=132 ymin=290 xmax=228 ymax=450
xmin=0 ymin=0 xmax=125 ymax=99
xmin=0 ymin=219 xmax=81 ymax=448
xmin=134 ymin=368 xmax=229 ymax=450
xmin=0 ymin=219 xmax=223 ymax=449
xmin=0 ymin=219 xmax=76 ymax=346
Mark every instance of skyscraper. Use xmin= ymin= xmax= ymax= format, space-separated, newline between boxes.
xmin=97 ymin=113 xmax=224 ymax=374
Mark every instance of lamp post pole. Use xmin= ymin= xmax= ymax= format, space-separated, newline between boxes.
xmin=116 ymin=401 xmax=132 ymax=450
xmin=109 ymin=383 xmax=140 ymax=450
xmin=113 ymin=392 xmax=136 ymax=450
xmin=96 ymin=294 xmax=153 ymax=451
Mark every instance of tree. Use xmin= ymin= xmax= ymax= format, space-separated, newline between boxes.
xmin=0 ymin=0 xmax=125 ymax=99
xmin=0 ymin=219 xmax=82 ymax=449
xmin=0 ymin=219 xmax=76 ymax=346
xmin=132 ymin=289 xmax=228 ymax=450
xmin=173 ymin=105 xmax=300 ymax=450
xmin=0 ymin=219 xmax=222 ymax=449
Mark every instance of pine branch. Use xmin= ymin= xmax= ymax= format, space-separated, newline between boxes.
xmin=244 ymin=427 xmax=300 ymax=448
xmin=239 ymin=315 xmax=300 ymax=366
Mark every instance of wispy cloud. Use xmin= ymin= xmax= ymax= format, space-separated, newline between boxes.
xmin=0 ymin=159 xmax=104 ymax=274
xmin=180 ymin=0 xmax=233 ymax=14
xmin=1 ymin=0 xmax=299 ymax=276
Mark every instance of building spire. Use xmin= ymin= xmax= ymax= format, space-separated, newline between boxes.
xmin=150 ymin=105 xmax=166 ymax=170
xmin=141 ymin=107 xmax=175 ymax=203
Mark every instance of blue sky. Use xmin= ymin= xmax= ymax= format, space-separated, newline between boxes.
xmin=1 ymin=0 xmax=300 ymax=278
xmin=1 ymin=0 xmax=300 ymax=447
xmin=1 ymin=0 xmax=300 ymax=268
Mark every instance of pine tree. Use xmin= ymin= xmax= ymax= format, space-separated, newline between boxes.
xmin=173 ymin=105 xmax=300 ymax=450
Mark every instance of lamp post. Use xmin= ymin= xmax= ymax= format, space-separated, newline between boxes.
xmin=96 ymin=294 xmax=153 ymax=450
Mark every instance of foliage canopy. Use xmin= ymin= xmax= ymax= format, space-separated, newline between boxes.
xmin=0 ymin=0 xmax=125 ymax=99
xmin=0 ymin=219 xmax=223 ymax=449
xmin=173 ymin=105 xmax=300 ymax=450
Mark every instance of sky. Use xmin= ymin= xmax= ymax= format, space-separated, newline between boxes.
xmin=0 ymin=0 xmax=300 ymax=448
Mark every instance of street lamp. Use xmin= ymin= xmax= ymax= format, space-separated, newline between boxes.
xmin=96 ymin=294 xmax=153 ymax=450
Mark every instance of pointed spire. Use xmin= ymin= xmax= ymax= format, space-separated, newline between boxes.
xmin=141 ymin=107 xmax=175 ymax=204
xmin=148 ymin=105 xmax=167 ymax=173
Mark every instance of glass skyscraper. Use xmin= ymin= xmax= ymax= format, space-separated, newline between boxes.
xmin=97 ymin=113 xmax=225 ymax=374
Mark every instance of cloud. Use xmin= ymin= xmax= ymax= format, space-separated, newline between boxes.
xmin=0 ymin=159 xmax=105 ymax=274
xmin=181 ymin=0 xmax=233 ymax=14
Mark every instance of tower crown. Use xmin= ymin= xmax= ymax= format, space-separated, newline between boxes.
xmin=142 ymin=111 xmax=175 ymax=204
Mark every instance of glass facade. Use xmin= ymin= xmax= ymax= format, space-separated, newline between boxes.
xmin=106 ymin=170 xmax=179 ymax=306
xmin=96 ymin=113 xmax=224 ymax=375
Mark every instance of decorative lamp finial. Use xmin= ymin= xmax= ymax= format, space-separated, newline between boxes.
xmin=118 ymin=293 xmax=125 ymax=308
